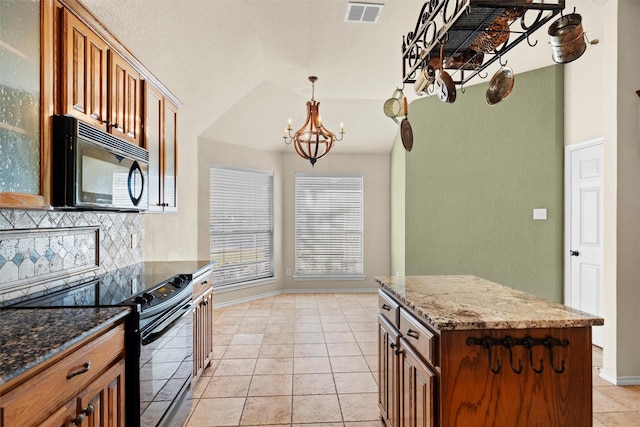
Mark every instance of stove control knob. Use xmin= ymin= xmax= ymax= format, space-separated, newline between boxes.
xmin=134 ymin=296 xmax=147 ymax=305
xmin=142 ymin=292 xmax=154 ymax=302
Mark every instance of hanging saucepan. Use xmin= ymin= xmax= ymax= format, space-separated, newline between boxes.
xmin=435 ymin=44 xmax=456 ymax=103
xmin=400 ymin=97 xmax=413 ymax=151
xmin=548 ymin=13 xmax=587 ymax=64
xmin=486 ymin=66 xmax=515 ymax=105
xmin=383 ymin=88 xmax=405 ymax=124
xmin=414 ymin=65 xmax=436 ymax=96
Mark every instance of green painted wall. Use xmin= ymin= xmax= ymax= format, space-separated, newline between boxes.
xmin=403 ymin=65 xmax=564 ymax=302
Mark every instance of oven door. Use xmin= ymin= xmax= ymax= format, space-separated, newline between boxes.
xmin=139 ymin=300 xmax=193 ymax=427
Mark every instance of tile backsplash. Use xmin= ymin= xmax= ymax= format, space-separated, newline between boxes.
xmin=0 ymin=209 xmax=143 ymax=303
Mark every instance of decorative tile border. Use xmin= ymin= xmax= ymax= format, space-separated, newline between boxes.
xmin=0 ymin=227 xmax=99 ymax=291
xmin=0 ymin=209 xmax=143 ymax=303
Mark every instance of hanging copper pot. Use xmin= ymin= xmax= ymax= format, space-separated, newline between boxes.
xmin=486 ymin=66 xmax=515 ymax=105
xmin=548 ymin=13 xmax=587 ymax=64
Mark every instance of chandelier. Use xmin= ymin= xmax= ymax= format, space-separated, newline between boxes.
xmin=283 ymin=76 xmax=344 ymax=166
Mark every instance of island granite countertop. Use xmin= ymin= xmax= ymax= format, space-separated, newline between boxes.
xmin=0 ymin=307 xmax=130 ymax=386
xmin=376 ymin=275 xmax=604 ymax=331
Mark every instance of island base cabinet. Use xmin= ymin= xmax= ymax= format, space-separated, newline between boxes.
xmin=379 ymin=315 xmax=399 ymax=427
xmin=399 ymin=338 xmax=437 ymax=427
xmin=439 ymin=327 xmax=593 ymax=427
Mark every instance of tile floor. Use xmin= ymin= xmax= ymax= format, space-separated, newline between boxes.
xmin=185 ymin=293 xmax=640 ymax=427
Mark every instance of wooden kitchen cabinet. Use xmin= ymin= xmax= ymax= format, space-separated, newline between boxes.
xmin=145 ymin=82 xmax=178 ymax=212
xmin=378 ymin=315 xmax=399 ymax=427
xmin=0 ymin=321 xmax=126 ymax=427
xmin=60 ymin=8 xmax=108 ymax=129
xmin=192 ymin=268 xmax=214 ymax=382
xmin=398 ymin=338 xmax=437 ymax=427
xmin=108 ymin=51 xmax=142 ymax=146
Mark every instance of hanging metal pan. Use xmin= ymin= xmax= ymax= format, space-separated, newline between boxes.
xmin=486 ymin=66 xmax=515 ymax=105
xmin=400 ymin=97 xmax=413 ymax=151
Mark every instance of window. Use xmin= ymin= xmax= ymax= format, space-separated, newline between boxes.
xmin=210 ymin=164 xmax=274 ymax=287
xmin=295 ymin=173 xmax=364 ymax=280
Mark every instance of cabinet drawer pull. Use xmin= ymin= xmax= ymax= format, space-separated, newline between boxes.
xmin=381 ymin=304 xmax=391 ymax=311
xmin=66 ymin=361 xmax=91 ymax=379
xmin=71 ymin=414 xmax=85 ymax=426
xmin=406 ymin=329 xmax=420 ymax=339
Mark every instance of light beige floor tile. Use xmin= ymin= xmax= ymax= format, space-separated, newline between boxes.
xmin=230 ymin=333 xmax=264 ymax=345
xmin=592 ymin=419 xmax=608 ymax=427
xmin=241 ymin=316 xmax=271 ymax=325
xmin=322 ymin=322 xmax=352 ymax=332
xmin=214 ymin=324 xmax=240 ymax=335
xmin=268 ymin=315 xmax=295 ymax=324
xmin=212 ymin=345 xmax=228 ymax=360
xmin=240 ymin=395 xmax=293 ymax=425
xmin=244 ymin=309 xmax=271 ymax=317
xmin=294 ymin=357 xmax=332 ymax=374
xmin=339 ymin=393 xmax=380 ymax=422
xmin=364 ymin=355 xmax=378 ymax=373
xmin=202 ymin=375 xmax=252 ymax=398
xmin=202 ymin=359 xmax=220 ymax=377
xmin=293 ymin=373 xmax=337 ymax=395
xmin=235 ymin=323 xmax=269 ymax=333
xmin=186 ymin=397 xmax=245 ymax=427
xmin=318 ymin=308 xmax=344 ymax=316
xmin=248 ymin=374 xmax=293 ymax=396
xmin=295 ymin=315 xmax=322 ymax=323
xmin=214 ymin=358 xmax=257 ymax=376
xmin=220 ymin=307 xmax=248 ymax=317
xmin=295 ymin=332 xmax=326 ymax=343
xmin=593 ymin=368 xmax=611 ymax=387
xmin=263 ymin=332 xmax=295 ymax=344
xmin=192 ymin=375 xmax=211 ymax=399
xmin=259 ymin=344 xmax=294 ymax=358
xmin=357 ymin=341 xmax=378 ymax=356
xmin=211 ymin=334 xmax=233 ymax=346
xmin=596 ymin=385 xmax=640 ymax=411
xmin=353 ymin=331 xmax=377 ymax=343
xmin=593 ymin=412 xmax=640 ymax=426
xmin=349 ymin=322 xmax=377 ymax=332
xmin=223 ymin=344 xmax=261 ymax=359
xmin=331 ymin=355 xmax=371 ymax=373
xmin=294 ymin=343 xmax=328 ymax=357
xmin=214 ymin=315 xmax=244 ymax=325
xmin=292 ymin=394 xmax=343 ymax=423
xmin=334 ymin=372 xmax=378 ymax=394
xmin=324 ymin=331 xmax=356 ymax=343
xmin=265 ymin=323 xmax=296 ymax=333
xmin=327 ymin=342 xmax=362 ymax=357
xmin=321 ymin=315 xmax=348 ymax=323
xmin=296 ymin=322 xmax=324 ymax=332
xmin=293 ymin=424 xmax=344 ymax=427
xmin=345 ymin=421 xmax=386 ymax=426
xmin=254 ymin=357 xmax=294 ymax=375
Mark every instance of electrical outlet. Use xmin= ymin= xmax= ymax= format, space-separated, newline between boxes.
xmin=286 ymin=268 xmax=291 ymax=276
xmin=131 ymin=234 xmax=138 ymax=249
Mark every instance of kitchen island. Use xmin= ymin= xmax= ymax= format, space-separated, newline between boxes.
xmin=376 ymin=275 xmax=604 ymax=427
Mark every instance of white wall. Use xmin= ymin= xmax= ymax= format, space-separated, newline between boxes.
xmin=566 ymin=0 xmax=640 ymax=384
xmin=193 ymin=137 xmax=390 ymax=304
xmin=280 ymin=152 xmax=390 ymax=293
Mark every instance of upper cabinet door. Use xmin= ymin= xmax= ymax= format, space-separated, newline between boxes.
xmin=145 ymin=82 xmax=163 ymax=211
xmin=163 ymin=100 xmax=178 ymax=211
xmin=108 ymin=51 xmax=141 ymax=146
xmin=61 ymin=9 xmax=107 ymax=128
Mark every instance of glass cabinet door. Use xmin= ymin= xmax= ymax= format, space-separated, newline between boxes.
xmin=0 ymin=0 xmax=41 ymax=195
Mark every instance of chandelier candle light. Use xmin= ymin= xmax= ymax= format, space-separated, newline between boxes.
xmin=284 ymin=76 xmax=344 ymax=166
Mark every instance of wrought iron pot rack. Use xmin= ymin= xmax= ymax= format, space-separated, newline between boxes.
xmin=466 ymin=335 xmax=570 ymax=375
xmin=402 ymin=0 xmax=566 ymax=91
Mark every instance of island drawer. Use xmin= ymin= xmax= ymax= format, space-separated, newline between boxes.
xmin=378 ymin=289 xmax=400 ymax=327
xmin=400 ymin=307 xmax=438 ymax=366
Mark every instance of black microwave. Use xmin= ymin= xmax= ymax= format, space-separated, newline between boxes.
xmin=52 ymin=115 xmax=149 ymax=211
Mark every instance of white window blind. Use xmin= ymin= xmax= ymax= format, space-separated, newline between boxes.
xmin=295 ymin=173 xmax=364 ymax=279
xmin=210 ymin=164 xmax=274 ymax=287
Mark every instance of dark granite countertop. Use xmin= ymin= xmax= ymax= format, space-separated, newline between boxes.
xmin=0 ymin=307 xmax=130 ymax=386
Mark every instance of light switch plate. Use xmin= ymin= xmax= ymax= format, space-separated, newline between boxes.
xmin=533 ymin=208 xmax=547 ymax=220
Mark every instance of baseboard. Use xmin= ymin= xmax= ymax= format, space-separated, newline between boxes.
xmin=599 ymin=370 xmax=640 ymax=386
xmin=212 ymin=287 xmax=377 ymax=309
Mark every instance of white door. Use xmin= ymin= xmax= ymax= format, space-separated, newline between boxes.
xmin=565 ymin=139 xmax=604 ymax=347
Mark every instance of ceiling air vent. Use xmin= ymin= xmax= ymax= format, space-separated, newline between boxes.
xmin=345 ymin=2 xmax=383 ymax=24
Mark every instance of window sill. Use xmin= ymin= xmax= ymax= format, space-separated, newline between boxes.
xmin=213 ymin=277 xmax=276 ymax=293
xmin=293 ymin=275 xmax=366 ymax=282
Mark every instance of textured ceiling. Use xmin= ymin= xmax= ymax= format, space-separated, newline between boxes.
xmin=81 ymin=0 xmax=597 ymax=154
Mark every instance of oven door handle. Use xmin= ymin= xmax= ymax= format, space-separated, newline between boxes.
xmin=142 ymin=303 xmax=193 ymax=345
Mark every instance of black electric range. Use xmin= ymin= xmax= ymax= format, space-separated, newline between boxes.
xmin=6 ymin=260 xmax=214 ymax=427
